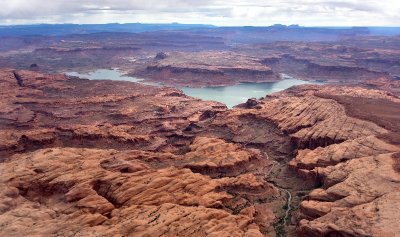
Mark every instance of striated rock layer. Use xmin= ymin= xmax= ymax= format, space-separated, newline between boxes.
xmin=1 ymin=68 xmax=399 ymax=237
xmin=0 ymin=69 xmax=286 ymax=237
xmin=0 ymin=148 xmax=266 ymax=236
xmin=229 ymin=84 xmax=400 ymax=236
xmin=134 ymin=51 xmax=278 ymax=87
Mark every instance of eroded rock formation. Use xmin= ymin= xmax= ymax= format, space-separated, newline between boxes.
xmin=220 ymin=84 xmax=400 ymax=236
xmin=0 ymin=69 xmax=283 ymax=236
xmin=0 ymin=69 xmax=399 ymax=236
xmin=138 ymin=51 xmax=277 ymax=87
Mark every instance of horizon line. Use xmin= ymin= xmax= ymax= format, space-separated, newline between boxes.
xmin=1 ymin=22 xmax=400 ymax=28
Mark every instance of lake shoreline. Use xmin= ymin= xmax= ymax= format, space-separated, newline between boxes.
xmin=66 ymin=68 xmax=324 ymax=108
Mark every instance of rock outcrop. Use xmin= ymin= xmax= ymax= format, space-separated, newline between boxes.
xmin=0 ymin=69 xmax=284 ymax=236
xmin=224 ymin=84 xmax=400 ymax=236
xmin=138 ymin=51 xmax=278 ymax=87
xmin=0 ymin=147 xmax=266 ymax=237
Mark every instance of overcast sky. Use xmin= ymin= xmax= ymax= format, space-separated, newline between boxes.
xmin=1 ymin=0 xmax=399 ymax=26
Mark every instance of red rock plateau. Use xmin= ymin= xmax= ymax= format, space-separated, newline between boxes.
xmin=0 ymin=67 xmax=399 ymax=237
xmin=1 ymin=29 xmax=399 ymax=87
xmin=134 ymin=51 xmax=277 ymax=87
xmin=239 ymin=36 xmax=400 ymax=84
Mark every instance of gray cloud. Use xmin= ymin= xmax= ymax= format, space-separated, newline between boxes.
xmin=1 ymin=0 xmax=399 ymax=26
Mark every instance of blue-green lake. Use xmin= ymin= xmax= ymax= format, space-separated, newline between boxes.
xmin=66 ymin=69 xmax=321 ymax=108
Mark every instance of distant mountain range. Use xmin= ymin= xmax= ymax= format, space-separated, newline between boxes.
xmin=0 ymin=23 xmax=399 ymax=37
xmin=0 ymin=23 xmax=216 ymax=36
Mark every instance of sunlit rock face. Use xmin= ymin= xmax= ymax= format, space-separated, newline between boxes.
xmin=0 ymin=69 xmax=278 ymax=236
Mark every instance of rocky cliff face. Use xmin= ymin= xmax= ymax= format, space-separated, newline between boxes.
xmin=131 ymin=51 xmax=278 ymax=87
xmin=0 ymin=69 xmax=399 ymax=236
xmin=227 ymin=84 xmax=400 ymax=236
xmin=261 ymin=55 xmax=389 ymax=83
